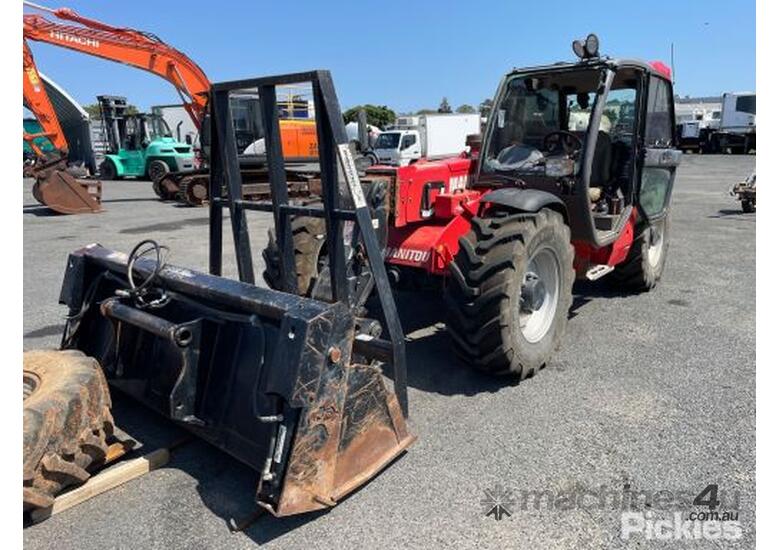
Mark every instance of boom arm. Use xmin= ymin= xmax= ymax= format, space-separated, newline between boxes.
xmin=23 ymin=39 xmax=68 ymax=155
xmin=23 ymin=3 xmax=210 ymax=129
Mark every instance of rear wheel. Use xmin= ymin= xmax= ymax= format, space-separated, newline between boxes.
xmin=262 ymin=216 xmax=327 ymax=296
xmin=741 ymin=199 xmax=755 ymax=213
xmin=99 ymin=159 xmax=117 ymax=180
xmin=445 ymin=208 xmax=575 ymax=377
xmin=610 ymin=216 xmax=670 ymax=291
xmin=23 ymin=350 xmax=114 ymax=512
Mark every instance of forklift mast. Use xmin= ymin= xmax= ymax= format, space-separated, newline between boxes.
xmin=96 ymin=95 xmax=129 ymax=154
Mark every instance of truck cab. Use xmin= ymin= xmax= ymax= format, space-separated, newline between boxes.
xmin=372 ymin=129 xmax=421 ymax=166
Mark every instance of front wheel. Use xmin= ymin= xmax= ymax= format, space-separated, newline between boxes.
xmin=148 ymin=159 xmax=170 ymax=183
xmin=445 ymin=208 xmax=575 ymax=377
xmin=99 ymin=159 xmax=118 ymax=181
xmin=741 ymin=199 xmax=755 ymax=213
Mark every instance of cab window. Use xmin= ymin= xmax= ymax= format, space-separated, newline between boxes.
xmin=645 ymin=76 xmax=674 ymax=148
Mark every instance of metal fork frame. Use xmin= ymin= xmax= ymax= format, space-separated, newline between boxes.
xmin=205 ymin=70 xmax=408 ymax=416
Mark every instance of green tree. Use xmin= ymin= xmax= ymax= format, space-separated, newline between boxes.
xmin=455 ymin=104 xmax=476 ymax=114
xmin=438 ymin=97 xmax=452 ymax=113
xmin=478 ymin=98 xmax=493 ymax=118
xmin=83 ymin=102 xmax=139 ymax=119
xmin=343 ymin=104 xmax=396 ymax=129
xmin=415 ymin=108 xmax=437 ymax=115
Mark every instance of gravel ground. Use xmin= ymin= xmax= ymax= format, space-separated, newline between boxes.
xmin=23 ymin=154 xmax=755 ymax=549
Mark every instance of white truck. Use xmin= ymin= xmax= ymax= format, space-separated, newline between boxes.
xmin=710 ymin=92 xmax=756 ymax=153
xmin=370 ymin=113 xmax=480 ymax=166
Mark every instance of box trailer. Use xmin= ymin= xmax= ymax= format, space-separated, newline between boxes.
xmin=711 ymin=92 xmax=756 ymax=153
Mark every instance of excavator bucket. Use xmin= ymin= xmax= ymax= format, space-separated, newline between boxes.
xmin=56 ymin=70 xmax=413 ymax=515
xmin=32 ymin=169 xmax=102 ymax=214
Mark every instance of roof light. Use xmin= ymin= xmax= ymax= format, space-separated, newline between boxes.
xmin=572 ymin=33 xmax=600 ymax=60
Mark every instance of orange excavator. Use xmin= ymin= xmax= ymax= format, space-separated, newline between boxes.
xmin=23 ymin=2 xmax=318 ymax=207
xmin=23 ymin=39 xmax=102 ymax=214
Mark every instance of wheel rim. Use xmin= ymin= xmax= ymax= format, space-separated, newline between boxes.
xmin=519 ymin=247 xmax=560 ymax=343
xmin=23 ymin=373 xmax=40 ymax=401
xmin=150 ymin=163 xmax=167 ymax=182
xmin=647 ymin=222 xmax=665 ymax=268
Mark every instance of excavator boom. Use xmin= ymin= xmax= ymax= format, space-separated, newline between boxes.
xmin=23 ymin=38 xmax=101 ymax=214
xmin=24 ymin=2 xmax=319 ymax=208
xmin=23 ymin=4 xmax=210 ymax=129
xmin=23 ymin=40 xmax=68 ymax=155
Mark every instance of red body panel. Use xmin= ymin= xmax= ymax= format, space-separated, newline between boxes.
xmin=385 ymin=191 xmax=480 ymax=275
xmin=378 ymin=157 xmax=639 ymax=278
xmin=572 ymin=208 xmax=638 ymax=276
xmin=368 ymin=156 xmax=472 ymax=228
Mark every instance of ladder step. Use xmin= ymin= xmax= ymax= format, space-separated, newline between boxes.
xmin=585 ymin=264 xmax=614 ymax=281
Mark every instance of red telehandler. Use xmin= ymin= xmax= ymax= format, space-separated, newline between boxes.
xmin=264 ymin=34 xmax=681 ymax=377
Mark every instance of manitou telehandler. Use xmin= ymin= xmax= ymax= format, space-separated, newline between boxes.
xmin=264 ymin=34 xmax=681 ymax=378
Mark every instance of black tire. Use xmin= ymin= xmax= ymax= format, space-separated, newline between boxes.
xmin=23 ymin=350 xmax=114 ymax=512
xmin=610 ymin=215 xmax=670 ymax=291
xmin=152 ymin=177 xmax=174 ymax=201
xmin=445 ymin=208 xmax=575 ymax=377
xmin=741 ymin=199 xmax=755 ymax=213
xmin=99 ymin=159 xmax=118 ymax=180
xmin=178 ymin=176 xmax=208 ymax=206
xmin=262 ymin=216 xmax=327 ymax=296
xmin=148 ymin=159 xmax=170 ymax=183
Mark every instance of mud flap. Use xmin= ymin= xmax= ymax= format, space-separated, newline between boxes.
xmin=58 ymin=245 xmax=414 ymax=516
xmin=32 ymin=170 xmax=102 ymax=214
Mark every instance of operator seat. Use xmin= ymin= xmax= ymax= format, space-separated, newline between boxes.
xmin=589 ymin=131 xmax=613 ymax=188
xmin=572 ymin=130 xmax=613 ymax=195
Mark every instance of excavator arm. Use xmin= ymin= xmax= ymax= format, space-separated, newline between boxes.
xmin=23 ymin=3 xmax=210 ymax=129
xmin=23 ymin=39 xmax=69 ymax=156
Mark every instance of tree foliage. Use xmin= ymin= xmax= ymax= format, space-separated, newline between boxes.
xmin=343 ymin=104 xmax=396 ymax=128
xmin=478 ymin=98 xmax=493 ymax=118
xmin=455 ymin=104 xmax=476 ymax=114
xmin=438 ymin=97 xmax=452 ymax=113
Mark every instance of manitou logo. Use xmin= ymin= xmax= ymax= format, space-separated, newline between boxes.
xmin=384 ymin=247 xmax=430 ymax=264
xmin=49 ymin=30 xmax=99 ymax=48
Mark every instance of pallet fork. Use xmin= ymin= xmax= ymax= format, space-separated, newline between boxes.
xmin=58 ymin=71 xmax=413 ymax=516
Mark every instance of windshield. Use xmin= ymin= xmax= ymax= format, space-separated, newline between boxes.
xmin=482 ymin=68 xmax=603 ymax=175
xmin=146 ymin=115 xmax=172 ymax=141
xmin=374 ymin=132 xmax=401 ymax=149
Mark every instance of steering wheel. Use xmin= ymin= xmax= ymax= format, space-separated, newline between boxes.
xmin=542 ymin=131 xmax=583 ymax=156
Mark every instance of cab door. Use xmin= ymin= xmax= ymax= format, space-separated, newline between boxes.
xmin=637 ymin=74 xmax=681 ymax=222
xmin=119 ymin=116 xmax=146 ymax=176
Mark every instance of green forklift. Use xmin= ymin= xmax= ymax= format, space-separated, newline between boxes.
xmin=96 ymin=95 xmax=195 ymax=182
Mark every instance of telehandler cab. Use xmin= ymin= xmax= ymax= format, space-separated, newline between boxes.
xmin=264 ymin=34 xmax=681 ymax=377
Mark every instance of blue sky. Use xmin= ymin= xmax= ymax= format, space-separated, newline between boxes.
xmin=25 ymin=0 xmax=755 ymax=113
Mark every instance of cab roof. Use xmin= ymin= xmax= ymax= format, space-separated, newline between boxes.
xmin=508 ymin=57 xmax=673 ymax=82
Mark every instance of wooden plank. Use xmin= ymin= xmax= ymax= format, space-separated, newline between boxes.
xmin=30 ymin=448 xmax=170 ymax=523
